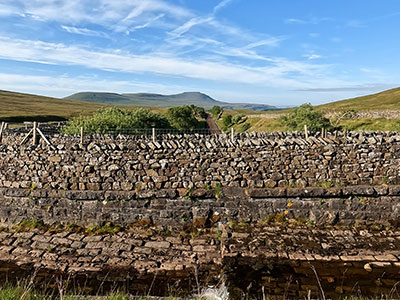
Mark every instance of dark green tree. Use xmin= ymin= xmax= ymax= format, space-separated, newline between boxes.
xmin=280 ymin=103 xmax=332 ymax=132
xmin=166 ymin=105 xmax=200 ymax=130
xmin=222 ymin=114 xmax=233 ymax=128
xmin=190 ymin=104 xmax=207 ymax=118
xmin=210 ymin=105 xmax=223 ymax=119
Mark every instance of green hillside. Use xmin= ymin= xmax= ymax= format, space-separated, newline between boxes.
xmin=65 ymin=91 xmax=276 ymax=111
xmin=0 ymin=90 xmax=109 ymax=122
xmin=317 ymin=87 xmax=400 ymax=112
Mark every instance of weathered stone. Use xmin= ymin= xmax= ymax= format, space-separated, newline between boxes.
xmin=144 ymin=241 xmax=170 ymax=249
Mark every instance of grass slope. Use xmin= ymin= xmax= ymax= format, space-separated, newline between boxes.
xmin=0 ymin=90 xmax=107 ymax=122
xmin=0 ymin=90 xmax=169 ymax=122
xmin=317 ymin=87 xmax=400 ymax=112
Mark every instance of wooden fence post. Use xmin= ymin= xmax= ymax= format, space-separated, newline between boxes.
xmin=304 ymin=124 xmax=308 ymax=139
xmin=152 ymin=128 xmax=156 ymax=142
xmin=231 ymin=127 xmax=234 ymax=142
xmin=0 ymin=122 xmax=5 ymax=143
xmin=32 ymin=122 xmax=38 ymax=145
xmin=80 ymin=127 xmax=84 ymax=145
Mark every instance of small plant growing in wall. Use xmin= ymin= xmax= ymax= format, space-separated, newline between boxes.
xmin=204 ymin=184 xmax=212 ymax=190
xmin=85 ymin=222 xmax=122 ymax=235
xmin=184 ymin=187 xmax=194 ymax=200
xmin=215 ymin=229 xmax=223 ymax=240
xmin=213 ymin=184 xmax=223 ymax=199
xmin=14 ymin=218 xmax=46 ymax=232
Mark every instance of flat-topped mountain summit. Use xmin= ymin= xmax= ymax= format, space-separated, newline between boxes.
xmin=65 ymin=91 xmax=276 ymax=110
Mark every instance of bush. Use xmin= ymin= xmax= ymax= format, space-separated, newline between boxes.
xmin=166 ymin=105 xmax=201 ymax=130
xmin=280 ymin=103 xmax=332 ymax=132
xmin=62 ymin=107 xmax=170 ymax=134
xmin=222 ymin=115 xmax=233 ymax=128
xmin=232 ymin=114 xmax=244 ymax=124
xmin=210 ymin=106 xmax=223 ymax=119
xmin=190 ymin=105 xmax=207 ymax=119
xmin=240 ymin=122 xmax=251 ymax=132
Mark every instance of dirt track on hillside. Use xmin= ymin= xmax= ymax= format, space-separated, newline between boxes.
xmin=206 ymin=113 xmax=222 ymax=134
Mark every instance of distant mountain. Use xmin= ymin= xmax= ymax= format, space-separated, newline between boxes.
xmin=65 ymin=91 xmax=276 ymax=111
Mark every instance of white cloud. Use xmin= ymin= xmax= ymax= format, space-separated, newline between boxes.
xmin=129 ymin=13 xmax=165 ymax=32
xmin=213 ymin=0 xmax=233 ymax=14
xmin=296 ymin=84 xmax=397 ymax=93
xmin=0 ymin=36 xmax=341 ymax=90
xmin=61 ymin=25 xmax=109 ymax=38
xmin=284 ymin=16 xmax=333 ymax=25
xmin=1 ymin=0 xmax=191 ymax=32
xmin=0 ymin=3 xmax=19 ymax=16
xmin=304 ymin=54 xmax=322 ymax=60
xmin=168 ymin=16 xmax=214 ymax=38
xmin=284 ymin=18 xmax=307 ymax=25
xmin=244 ymin=38 xmax=284 ymax=49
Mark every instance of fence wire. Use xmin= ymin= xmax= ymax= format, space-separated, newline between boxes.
xmin=4 ymin=122 xmax=223 ymax=139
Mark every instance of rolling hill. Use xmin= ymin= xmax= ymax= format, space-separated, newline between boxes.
xmin=316 ymin=87 xmax=400 ymax=112
xmin=65 ymin=91 xmax=276 ymax=111
xmin=0 ymin=90 xmax=108 ymax=122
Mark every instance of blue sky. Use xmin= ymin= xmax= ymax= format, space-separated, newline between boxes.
xmin=0 ymin=0 xmax=399 ymax=107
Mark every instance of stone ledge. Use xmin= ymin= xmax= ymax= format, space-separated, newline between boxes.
xmin=1 ymin=186 xmax=400 ymax=201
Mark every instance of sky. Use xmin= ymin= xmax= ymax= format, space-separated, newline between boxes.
xmin=0 ymin=0 xmax=399 ymax=107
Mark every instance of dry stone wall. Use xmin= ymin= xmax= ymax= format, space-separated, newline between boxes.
xmin=1 ymin=131 xmax=400 ymax=191
xmin=0 ymin=130 xmax=400 ymax=298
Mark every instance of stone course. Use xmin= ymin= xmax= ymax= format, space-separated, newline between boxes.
xmin=0 ymin=185 xmax=400 ymax=228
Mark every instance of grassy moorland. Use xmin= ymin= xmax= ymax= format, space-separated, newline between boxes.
xmin=0 ymin=90 xmax=108 ymax=122
xmin=316 ymin=87 xmax=400 ymax=112
xmin=0 ymin=90 xmax=168 ymax=123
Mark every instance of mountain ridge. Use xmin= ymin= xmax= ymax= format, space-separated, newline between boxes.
xmin=64 ymin=91 xmax=277 ymax=111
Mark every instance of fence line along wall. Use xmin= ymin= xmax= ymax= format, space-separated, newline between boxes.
xmin=0 ymin=131 xmax=400 ymax=191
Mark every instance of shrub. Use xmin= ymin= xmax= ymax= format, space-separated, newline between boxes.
xmin=232 ymin=114 xmax=245 ymax=124
xmin=190 ymin=104 xmax=207 ymax=119
xmin=166 ymin=105 xmax=201 ymax=130
xmin=62 ymin=107 xmax=170 ymax=134
xmin=222 ymin=115 xmax=233 ymax=128
xmin=210 ymin=106 xmax=223 ymax=118
xmin=280 ymin=103 xmax=332 ymax=132
xmin=240 ymin=122 xmax=251 ymax=132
